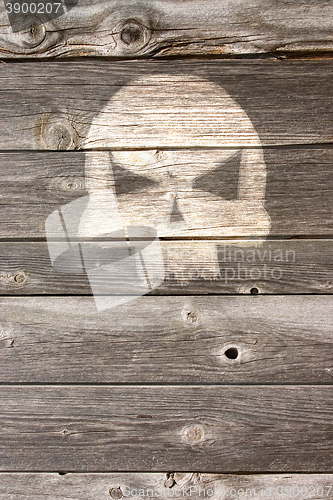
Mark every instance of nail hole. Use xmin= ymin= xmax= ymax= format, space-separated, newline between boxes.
xmin=250 ymin=287 xmax=259 ymax=295
xmin=224 ymin=347 xmax=239 ymax=360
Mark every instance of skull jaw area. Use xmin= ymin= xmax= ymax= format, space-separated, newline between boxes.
xmin=113 ymin=196 xmax=271 ymax=281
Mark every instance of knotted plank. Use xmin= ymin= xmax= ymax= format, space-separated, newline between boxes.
xmin=0 ymin=385 xmax=332 ymax=471
xmin=1 ymin=147 xmax=333 ymax=237
xmin=1 ymin=239 xmax=333 ymax=294
xmin=0 ymin=473 xmax=332 ymax=499
xmin=0 ymin=61 xmax=333 ymax=149
xmin=1 ymin=0 xmax=333 ymax=58
xmin=0 ymin=296 xmax=332 ymax=383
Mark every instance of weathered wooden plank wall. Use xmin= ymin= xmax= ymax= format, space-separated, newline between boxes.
xmin=0 ymin=0 xmax=332 ymax=496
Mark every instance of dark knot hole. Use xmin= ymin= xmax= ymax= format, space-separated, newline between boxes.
xmin=224 ymin=347 xmax=239 ymax=360
xmin=121 ymin=24 xmax=143 ymax=45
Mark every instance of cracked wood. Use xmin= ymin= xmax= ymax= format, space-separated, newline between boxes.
xmin=1 ymin=0 xmax=333 ymax=58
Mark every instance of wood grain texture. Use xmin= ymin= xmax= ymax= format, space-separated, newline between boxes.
xmin=1 ymin=61 xmax=333 ymax=149
xmin=0 ymin=473 xmax=332 ymax=499
xmin=1 ymin=0 xmax=333 ymax=58
xmin=0 ymin=296 xmax=332 ymax=384
xmin=1 ymin=385 xmax=332 ymax=471
xmin=1 ymin=239 xmax=333 ymax=294
xmin=1 ymin=4 xmax=332 ymax=482
xmin=1 ymin=147 xmax=333 ymax=238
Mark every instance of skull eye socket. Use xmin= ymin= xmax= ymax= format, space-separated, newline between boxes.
xmin=192 ymin=150 xmax=241 ymax=200
xmin=111 ymin=158 xmax=158 ymax=197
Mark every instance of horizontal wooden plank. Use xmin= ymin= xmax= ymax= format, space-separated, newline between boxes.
xmin=0 ymin=473 xmax=333 ymax=499
xmin=1 ymin=61 xmax=333 ymax=149
xmin=1 ymin=239 xmax=333 ymax=294
xmin=0 ymin=296 xmax=332 ymax=383
xmin=1 ymin=385 xmax=332 ymax=471
xmin=1 ymin=147 xmax=333 ymax=238
xmin=1 ymin=0 xmax=333 ymax=58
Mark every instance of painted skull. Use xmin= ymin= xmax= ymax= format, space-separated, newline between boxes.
xmin=81 ymin=74 xmax=271 ymax=279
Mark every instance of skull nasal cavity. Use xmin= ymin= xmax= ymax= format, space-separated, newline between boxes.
xmin=170 ymin=198 xmax=185 ymax=223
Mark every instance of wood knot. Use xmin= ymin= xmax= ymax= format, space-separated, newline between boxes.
xmin=7 ymin=19 xmax=46 ymax=52
xmin=109 ymin=487 xmax=123 ymax=499
xmin=1 ymin=269 xmax=28 ymax=287
xmin=17 ymin=22 xmax=46 ymax=49
xmin=186 ymin=311 xmax=197 ymax=324
xmin=116 ymin=19 xmax=151 ymax=53
xmin=182 ymin=424 xmax=205 ymax=445
xmin=13 ymin=271 xmax=27 ymax=284
xmin=40 ymin=114 xmax=78 ymax=150
xmin=5 ymin=18 xmax=60 ymax=56
xmin=182 ymin=306 xmax=198 ymax=325
xmin=53 ymin=176 xmax=85 ymax=193
xmin=174 ymin=473 xmax=197 ymax=487
xmin=221 ymin=344 xmax=242 ymax=363
xmin=164 ymin=474 xmax=175 ymax=488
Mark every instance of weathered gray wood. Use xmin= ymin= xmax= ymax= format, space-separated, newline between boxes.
xmin=1 ymin=147 xmax=333 ymax=237
xmin=1 ymin=61 xmax=333 ymax=149
xmin=0 ymin=473 xmax=333 ymax=499
xmin=0 ymin=385 xmax=332 ymax=471
xmin=1 ymin=239 xmax=333 ymax=294
xmin=1 ymin=296 xmax=332 ymax=383
xmin=1 ymin=0 xmax=333 ymax=58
